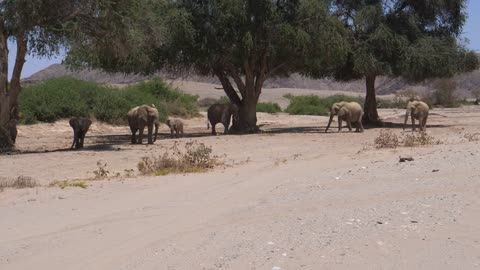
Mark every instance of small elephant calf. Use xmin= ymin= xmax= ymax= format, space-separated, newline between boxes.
xmin=166 ymin=119 xmax=184 ymax=138
xmin=69 ymin=117 xmax=92 ymax=149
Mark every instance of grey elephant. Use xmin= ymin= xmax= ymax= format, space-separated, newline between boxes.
xmin=325 ymin=101 xmax=364 ymax=133
xmin=127 ymin=104 xmax=159 ymax=144
xmin=207 ymin=103 xmax=239 ymax=135
xmin=403 ymin=101 xmax=429 ymax=131
xmin=166 ymin=119 xmax=184 ymax=138
xmin=69 ymin=117 xmax=92 ymax=149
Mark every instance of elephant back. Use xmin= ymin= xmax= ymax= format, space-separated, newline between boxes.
xmin=207 ymin=104 xmax=228 ymax=124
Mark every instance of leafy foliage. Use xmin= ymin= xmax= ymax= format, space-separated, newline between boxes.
xmin=18 ymin=77 xmax=198 ymax=124
xmin=256 ymin=102 xmax=282 ymax=113
xmin=285 ymin=95 xmax=363 ymax=116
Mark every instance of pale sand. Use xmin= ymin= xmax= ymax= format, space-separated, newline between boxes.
xmin=1 ymin=90 xmax=479 ymax=269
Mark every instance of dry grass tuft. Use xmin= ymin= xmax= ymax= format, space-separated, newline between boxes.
xmin=138 ymin=141 xmax=223 ymax=176
xmin=374 ymin=130 xmax=400 ymax=149
xmin=463 ymin=133 xmax=480 ymax=142
xmin=0 ymin=176 xmax=39 ymax=192
xmin=403 ymin=132 xmax=442 ymax=147
xmin=374 ymin=130 xmax=442 ymax=149
xmin=93 ymin=161 xmax=110 ymax=179
xmin=49 ymin=180 xmax=88 ymax=189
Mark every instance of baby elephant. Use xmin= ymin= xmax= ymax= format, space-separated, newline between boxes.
xmin=69 ymin=117 xmax=92 ymax=149
xmin=403 ymin=101 xmax=429 ymax=131
xmin=166 ymin=119 xmax=184 ymax=138
xmin=325 ymin=101 xmax=364 ymax=133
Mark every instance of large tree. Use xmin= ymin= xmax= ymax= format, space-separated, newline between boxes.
xmin=67 ymin=0 xmax=350 ymax=132
xmin=0 ymin=0 xmax=136 ymax=150
xmin=332 ymin=0 xmax=479 ymax=124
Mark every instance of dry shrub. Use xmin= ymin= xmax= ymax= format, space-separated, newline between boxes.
xmin=0 ymin=176 xmax=39 ymax=191
xmin=49 ymin=180 xmax=88 ymax=189
xmin=138 ymin=141 xmax=223 ymax=175
xmin=463 ymin=133 xmax=480 ymax=142
xmin=374 ymin=130 xmax=442 ymax=149
xmin=93 ymin=161 xmax=110 ymax=178
xmin=374 ymin=130 xmax=400 ymax=149
xmin=403 ymin=131 xmax=441 ymax=147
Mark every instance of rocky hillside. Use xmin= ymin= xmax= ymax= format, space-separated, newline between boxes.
xmin=23 ymin=64 xmax=480 ymax=97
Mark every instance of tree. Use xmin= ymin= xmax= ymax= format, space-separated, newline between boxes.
xmin=67 ymin=0 xmax=350 ymax=132
xmin=332 ymin=0 xmax=479 ymax=124
xmin=0 ymin=0 xmax=135 ymax=150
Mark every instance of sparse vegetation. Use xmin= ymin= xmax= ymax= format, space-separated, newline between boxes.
xmin=463 ymin=133 xmax=480 ymax=142
xmin=374 ymin=130 xmax=442 ymax=149
xmin=285 ymin=95 xmax=363 ymax=116
xmin=197 ymin=96 xmax=230 ymax=108
xmin=137 ymin=141 xmax=223 ymax=176
xmin=374 ymin=130 xmax=400 ymax=149
xmin=431 ymin=78 xmax=460 ymax=108
xmin=402 ymin=132 xmax=442 ymax=147
xmin=49 ymin=180 xmax=88 ymax=189
xmin=18 ymin=77 xmax=199 ymax=125
xmin=256 ymin=102 xmax=282 ymax=113
xmin=0 ymin=176 xmax=39 ymax=191
xmin=93 ymin=161 xmax=110 ymax=179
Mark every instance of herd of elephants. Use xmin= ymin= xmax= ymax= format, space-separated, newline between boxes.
xmin=68 ymin=100 xmax=430 ymax=149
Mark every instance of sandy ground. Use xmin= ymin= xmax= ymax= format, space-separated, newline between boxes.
xmin=1 ymin=103 xmax=480 ymax=269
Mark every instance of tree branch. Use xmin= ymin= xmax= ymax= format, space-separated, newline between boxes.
xmin=214 ymin=67 xmax=242 ymax=105
xmin=227 ymin=64 xmax=246 ymax=98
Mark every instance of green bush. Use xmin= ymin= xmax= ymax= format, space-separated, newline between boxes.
xmin=256 ymin=102 xmax=282 ymax=113
xmin=18 ymin=77 xmax=198 ymax=124
xmin=285 ymin=94 xmax=363 ymax=116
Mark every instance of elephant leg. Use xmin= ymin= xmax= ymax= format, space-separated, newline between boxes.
xmin=147 ymin=124 xmax=153 ymax=144
xmin=411 ymin=117 xmax=416 ymax=131
xmin=422 ymin=115 xmax=428 ymax=130
xmin=175 ymin=129 xmax=180 ymax=138
xmin=79 ymin=132 xmax=85 ymax=148
xmin=347 ymin=121 xmax=352 ymax=132
xmin=338 ymin=117 xmax=343 ymax=132
xmin=358 ymin=121 xmax=364 ymax=133
xmin=138 ymin=125 xmax=145 ymax=144
xmin=211 ymin=123 xmax=217 ymax=135
xmin=223 ymin=123 xmax=229 ymax=134
xmin=130 ymin=129 xmax=137 ymax=144
xmin=71 ymin=130 xmax=77 ymax=149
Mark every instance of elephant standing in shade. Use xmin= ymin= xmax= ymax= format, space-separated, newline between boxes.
xmin=127 ymin=105 xmax=160 ymax=144
xmin=403 ymin=101 xmax=429 ymax=131
xmin=325 ymin=101 xmax=364 ymax=133
xmin=207 ymin=103 xmax=239 ymax=135
xmin=69 ymin=117 xmax=92 ymax=149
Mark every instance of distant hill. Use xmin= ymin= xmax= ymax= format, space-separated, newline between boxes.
xmin=23 ymin=64 xmax=480 ymax=97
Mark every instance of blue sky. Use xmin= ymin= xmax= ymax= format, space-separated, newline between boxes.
xmin=7 ymin=1 xmax=480 ymax=79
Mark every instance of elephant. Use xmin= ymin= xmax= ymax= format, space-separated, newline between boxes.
xmin=127 ymin=104 xmax=159 ymax=144
xmin=166 ymin=119 xmax=184 ymax=138
xmin=69 ymin=117 xmax=92 ymax=149
xmin=207 ymin=103 xmax=239 ymax=135
xmin=325 ymin=101 xmax=364 ymax=133
xmin=403 ymin=101 xmax=429 ymax=131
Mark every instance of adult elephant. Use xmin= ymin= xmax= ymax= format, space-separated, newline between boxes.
xmin=207 ymin=103 xmax=239 ymax=135
xmin=325 ymin=101 xmax=364 ymax=133
xmin=127 ymin=104 xmax=160 ymax=144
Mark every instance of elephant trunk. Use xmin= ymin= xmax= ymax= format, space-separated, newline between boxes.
xmin=154 ymin=121 xmax=159 ymax=142
xmin=325 ymin=113 xmax=334 ymax=133
xmin=403 ymin=110 xmax=409 ymax=130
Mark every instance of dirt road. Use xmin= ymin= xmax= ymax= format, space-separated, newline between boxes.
xmin=1 ymin=107 xmax=480 ymax=270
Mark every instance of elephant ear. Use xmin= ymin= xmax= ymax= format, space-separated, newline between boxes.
xmin=69 ymin=118 xmax=77 ymax=128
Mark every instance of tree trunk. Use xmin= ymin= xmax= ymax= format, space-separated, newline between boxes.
xmin=362 ymin=74 xmax=381 ymax=125
xmin=234 ymin=89 xmax=258 ymax=132
xmin=0 ymin=18 xmax=13 ymax=151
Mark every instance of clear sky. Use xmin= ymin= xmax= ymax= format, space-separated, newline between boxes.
xmin=7 ymin=1 xmax=480 ymax=79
